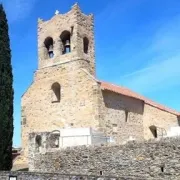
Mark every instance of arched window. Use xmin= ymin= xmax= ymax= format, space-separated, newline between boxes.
xmin=49 ymin=130 xmax=60 ymax=148
xmin=51 ymin=82 xmax=61 ymax=103
xmin=83 ymin=37 xmax=89 ymax=54
xmin=44 ymin=37 xmax=54 ymax=58
xmin=60 ymin=31 xmax=71 ymax=54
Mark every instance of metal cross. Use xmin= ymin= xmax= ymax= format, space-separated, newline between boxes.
xmin=55 ymin=10 xmax=59 ymax=15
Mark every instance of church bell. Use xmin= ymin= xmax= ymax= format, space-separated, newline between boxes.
xmin=65 ymin=40 xmax=70 ymax=47
xmin=48 ymin=45 xmax=53 ymax=52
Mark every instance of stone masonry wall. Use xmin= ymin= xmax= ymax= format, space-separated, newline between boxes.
xmin=21 ymin=3 xmax=97 ymax=161
xmin=29 ymin=137 xmax=180 ymax=180
xmin=1 ymin=171 xmax=180 ymax=180
xmin=143 ymin=103 xmax=179 ymax=139
xmin=98 ymin=90 xmax=179 ymax=144
xmin=21 ymin=63 xmax=100 ymax=159
xmin=99 ymin=90 xmax=144 ymax=143
xmin=0 ymin=172 xmax=120 ymax=180
xmin=38 ymin=4 xmax=95 ymax=74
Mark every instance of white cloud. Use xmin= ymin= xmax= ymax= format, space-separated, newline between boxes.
xmin=1 ymin=0 xmax=38 ymax=23
xmin=118 ymin=14 xmax=180 ymax=94
xmin=95 ymin=0 xmax=180 ymax=96
xmin=122 ymin=55 xmax=180 ymax=93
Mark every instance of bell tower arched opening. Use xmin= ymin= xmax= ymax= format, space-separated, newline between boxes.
xmin=37 ymin=4 xmax=95 ymax=73
xmin=44 ymin=37 xmax=54 ymax=58
xmin=60 ymin=31 xmax=71 ymax=54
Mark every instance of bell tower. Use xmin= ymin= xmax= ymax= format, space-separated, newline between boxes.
xmin=38 ymin=3 xmax=95 ymax=75
xmin=21 ymin=3 xmax=100 ymax=162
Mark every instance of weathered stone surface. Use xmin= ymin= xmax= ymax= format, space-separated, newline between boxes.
xmin=0 ymin=172 xmax=121 ymax=180
xmin=98 ymin=91 xmax=144 ymax=143
xmin=28 ymin=136 xmax=180 ymax=179
xmin=143 ymin=104 xmax=179 ymax=139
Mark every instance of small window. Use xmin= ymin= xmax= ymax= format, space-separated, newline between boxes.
xmin=149 ymin=125 xmax=157 ymax=138
xmin=44 ymin=37 xmax=54 ymax=58
xmin=125 ymin=110 xmax=128 ymax=122
xmin=161 ymin=166 xmax=164 ymax=172
xmin=100 ymin=171 xmax=103 ymax=175
xmin=83 ymin=37 xmax=89 ymax=54
xmin=60 ymin=30 xmax=71 ymax=54
xmin=51 ymin=82 xmax=61 ymax=103
xmin=35 ymin=135 xmax=42 ymax=147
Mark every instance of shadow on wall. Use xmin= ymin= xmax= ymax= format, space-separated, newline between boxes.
xmin=102 ymin=90 xmax=144 ymax=115
xmin=178 ymin=116 xmax=180 ymax=126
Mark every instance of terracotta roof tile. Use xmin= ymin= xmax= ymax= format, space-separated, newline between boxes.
xmin=100 ymin=81 xmax=179 ymax=116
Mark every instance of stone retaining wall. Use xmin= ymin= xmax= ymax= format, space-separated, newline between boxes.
xmin=29 ymin=137 xmax=180 ymax=180
xmin=0 ymin=172 xmax=137 ymax=180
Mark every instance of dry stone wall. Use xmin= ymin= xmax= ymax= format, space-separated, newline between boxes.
xmin=1 ymin=171 xmax=180 ymax=180
xmin=0 ymin=172 xmax=120 ymax=180
xmin=29 ymin=136 xmax=180 ymax=180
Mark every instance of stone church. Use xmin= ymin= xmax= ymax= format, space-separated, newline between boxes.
xmin=14 ymin=3 xmax=180 ymax=170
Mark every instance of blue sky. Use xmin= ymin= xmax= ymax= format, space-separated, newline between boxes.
xmin=1 ymin=0 xmax=180 ymax=147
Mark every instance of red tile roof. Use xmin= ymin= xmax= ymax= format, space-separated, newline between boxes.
xmin=100 ymin=81 xmax=179 ymax=116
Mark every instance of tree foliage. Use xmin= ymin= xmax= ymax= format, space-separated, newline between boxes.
xmin=0 ymin=3 xmax=14 ymax=170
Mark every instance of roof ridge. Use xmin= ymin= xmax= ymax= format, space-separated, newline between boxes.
xmin=100 ymin=80 xmax=180 ymax=116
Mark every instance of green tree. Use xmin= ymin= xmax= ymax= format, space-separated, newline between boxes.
xmin=0 ymin=3 xmax=14 ymax=170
